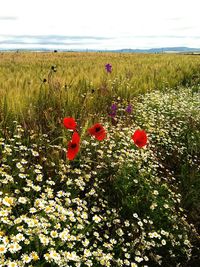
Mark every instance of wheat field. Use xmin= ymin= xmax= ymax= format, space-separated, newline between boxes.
xmin=0 ymin=52 xmax=200 ymax=132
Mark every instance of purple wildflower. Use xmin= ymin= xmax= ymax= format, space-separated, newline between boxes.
xmin=125 ymin=104 xmax=132 ymax=113
xmin=111 ymin=103 xmax=117 ymax=111
xmin=108 ymin=103 xmax=117 ymax=118
xmin=105 ymin=63 xmax=112 ymax=73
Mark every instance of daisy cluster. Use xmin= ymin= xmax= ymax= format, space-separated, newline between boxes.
xmin=132 ymin=86 xmax=200 ymax=174
xmin=0 ymin=86 xmax=197 ymax=267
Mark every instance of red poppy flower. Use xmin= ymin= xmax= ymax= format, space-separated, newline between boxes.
xmin=132 ymin=129 xmax=147 ymax=148
xmin=67 ymin=132 xmax=80 ymax=160
xmin=88 ymin=123 xmax=106 ymax=141
xmin=63 ymin=117 xmax=77 ymax=130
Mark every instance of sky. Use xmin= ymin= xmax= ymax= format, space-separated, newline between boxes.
xmin=0 ymin=0 xmax=200 ymax=50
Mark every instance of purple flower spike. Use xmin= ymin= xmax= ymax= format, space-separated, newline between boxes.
xmin=111 ymin=103 xmax=117 ymax=111
xmin=125 ymin=104 xmax=132 ymax=113
xmin=105 ymin=63 xmax=112 ymax=73
xmin=108 ymin=103 xmax=117 ymax=118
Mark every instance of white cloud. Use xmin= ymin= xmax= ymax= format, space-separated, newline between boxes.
xmin=0 ymin=0 xmax=200 ymax=49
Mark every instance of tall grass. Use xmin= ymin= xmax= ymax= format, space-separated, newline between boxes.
xmin=0 ymin=52 xmax=200 ymax=132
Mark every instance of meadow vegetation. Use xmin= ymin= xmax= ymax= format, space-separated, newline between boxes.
xmin=0 ymin=52 xmax=200 ymax=266
xmin=0 ymin=52 xmax=200 ymax=131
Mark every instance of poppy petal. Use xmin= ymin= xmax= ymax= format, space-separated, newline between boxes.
xmin=67 ymin=132 xmax=80 ymax=160
xmin=94 ymin=130 xmax=106 ymax=141
xmin=63 ymin=117 xmax=77 ymax=130
xmin=88 ymin=123 xmax=106 ymax=141
xmin=67 ymin=141 xmax=80 ymax=160
xmin=132 ymin=129 xmax=147 ymax=148
xmin=72 ymin=131 xmax=80 ymax=143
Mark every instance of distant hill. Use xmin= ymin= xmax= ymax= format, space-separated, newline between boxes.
xmin=108 ymin=47 xmax=200 ymax=53
xmin=0 ymin=47 xmax=200 ymax=53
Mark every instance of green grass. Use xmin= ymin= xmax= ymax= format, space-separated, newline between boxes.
xmin=0 ymin=52 xmax=200 ymax=132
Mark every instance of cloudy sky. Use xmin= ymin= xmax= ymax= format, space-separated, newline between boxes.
xmin=0 ymin=0 xmax=200 ymax=50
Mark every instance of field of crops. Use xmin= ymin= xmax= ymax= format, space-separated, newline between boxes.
xmin=0 ymin=52 xmax=200 ymax=130
xmin=0 ymin=52 xmax=200 ymax=267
